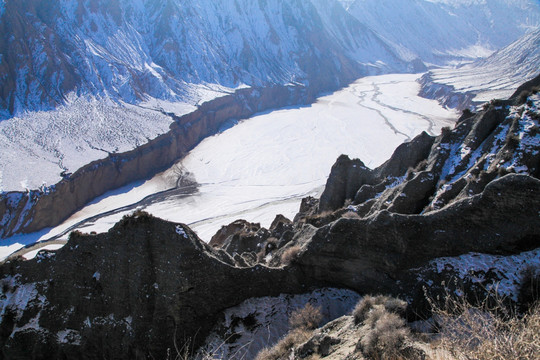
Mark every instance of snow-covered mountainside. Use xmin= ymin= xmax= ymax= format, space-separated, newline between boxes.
xmin=0 ymin=0 xmax=410 ymax=118
xmin=420 ymin=28 xmax=540 ymax=109
xmin=0 ymin=0 xmax=415 ymax=192
xmin=344 ymin=0 xmax=540 ymax=65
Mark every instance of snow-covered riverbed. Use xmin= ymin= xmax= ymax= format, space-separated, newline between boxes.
xmin=1 ymin=73 xmax=458 ymax=260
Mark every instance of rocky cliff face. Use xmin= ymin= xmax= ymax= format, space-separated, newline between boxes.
xmin=0 ymin=77 xmax=539 ymax=359
xmin=0 ymin=213 xmax=310 ymax=359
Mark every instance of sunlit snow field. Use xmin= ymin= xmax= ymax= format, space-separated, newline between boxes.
xmin=1 ymin=73 xmax=458 ymax=260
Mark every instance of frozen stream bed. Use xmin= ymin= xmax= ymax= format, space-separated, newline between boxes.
xmin=2 ymin=73 xmax=458 ymax=260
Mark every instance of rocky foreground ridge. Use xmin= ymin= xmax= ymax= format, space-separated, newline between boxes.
xmin=0 ymin=76 xmax=539 ymax=359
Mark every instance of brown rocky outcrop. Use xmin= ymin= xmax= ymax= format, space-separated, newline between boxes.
xmin=296 ymin=174 xmax=540 ymax=294
xmin=208 ymin=215 xmax=295 ymax=262
xmin=318 ymin=131 xmax=435 ymax=213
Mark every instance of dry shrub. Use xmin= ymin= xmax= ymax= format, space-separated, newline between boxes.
xmin=353 ymin=295 xmax=407 ymax=325
xmin=254 ymin=303 xmax=321 ymax=360
xmin=305 ymin=210 xmax=336 ymax=227
xmin=430 ymin=292 xmax=540 ymax=360
xmin=519 ymin=267 xmax=540 ymax=311
xmin=289 ymin=303 xmax=322 ymax=330
xmin=353 ymin=296 xmax=413 ymax=359
xmin=281 ymin=245 xmax=301 ymax=265
xmin=359 ymin=309 xmax=410 ymax=359
xmin=342 ymin=211 xmax=361 ymax=219
xmin=254 ymin=328 xmax=311 ymax=360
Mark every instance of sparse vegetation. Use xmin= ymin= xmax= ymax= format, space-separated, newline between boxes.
xmin=255 ymin=328 xmax=311 ymax=360
xmin=517 ymin=87 xmax=540 ymax=105
xmin=497 ymin=166 xmax=513 ymax=177
xmin=414 ymin=159 xmax=429 ymax=172
xmin=353 ymin=295 xmax=414 ymax=359
xmin=281 ymin=245 xmax=302 ymax=265
xmin=304 ymin=210 xmax=337 ymax=227
xmin=518 ymin=267 xmax=540 ymax=312
xmin=484 ymin=99 xmax=505 ymax=110
xmin=358 ymin=307 xmax=411 ymax=359
xmin=353 ymin=295 xmax=407 ymax=325
xmin=289 ymin=303 xmax=322 ymax=331
xmin=341 ymin=211 xmax=361 ymax=219
xmin=428 ymin=293 xmax=540 ymax=360
xmin=255 ymin=303 xmax=321 ymax=360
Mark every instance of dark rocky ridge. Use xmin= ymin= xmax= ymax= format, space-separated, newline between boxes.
xmin=1 ymin=77 xmax=539 ymax=359
xmin=0 ymin=83 xmax=341 ymax=239
xmin=0 ymin=214 xmax=310 ymax=359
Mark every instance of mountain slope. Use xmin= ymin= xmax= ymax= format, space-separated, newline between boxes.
xmin=0 ymin=0 xmax=411 ymax=119
xmin=0 ymin=0 xmax=418 ymax=193
xmin=420 ymin=28 xmax=540 ymax=109
xmin=345 ymin=0 xmax=540 ymax=65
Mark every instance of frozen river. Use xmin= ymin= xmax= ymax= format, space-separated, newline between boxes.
xmin=2 ymin=73 xmax=458 ymax=260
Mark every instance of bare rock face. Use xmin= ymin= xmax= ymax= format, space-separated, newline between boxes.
xmin=318 ymin=131 xmax=435 ymax=213
xmin=0 ymin=213 xmax=307 ymax=359
xmin=297 ymin=174 xmax=540 ymax=294
xmin=208 ymin=215 xmax=295 ymax=265
xmin=209 ymin=219 xmax=269 ymax=257
xmin=374 ymin=131 xmax=435 ymax=179
xmin=319 ymin=156 xmax=374 ymax=212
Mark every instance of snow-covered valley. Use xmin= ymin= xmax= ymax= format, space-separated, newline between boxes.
xmin=420 ymin=28 xmax=540 ymax=110
xmin=1 ymin=1 xmax=539 ymax=357
xmin=1 ymin=73 xmax=458 ymax=260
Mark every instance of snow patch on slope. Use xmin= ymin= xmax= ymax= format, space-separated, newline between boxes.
xmin=200 ymin=288 xmax=360 ymax=360
xmin=0 ymin=96 xmax=197 ymax=191
xmin=430 ymin=249 xmax=540 ymax=301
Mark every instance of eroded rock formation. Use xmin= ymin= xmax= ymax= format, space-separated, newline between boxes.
xmin=1 ymin=76 xmax=539 ymax=359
